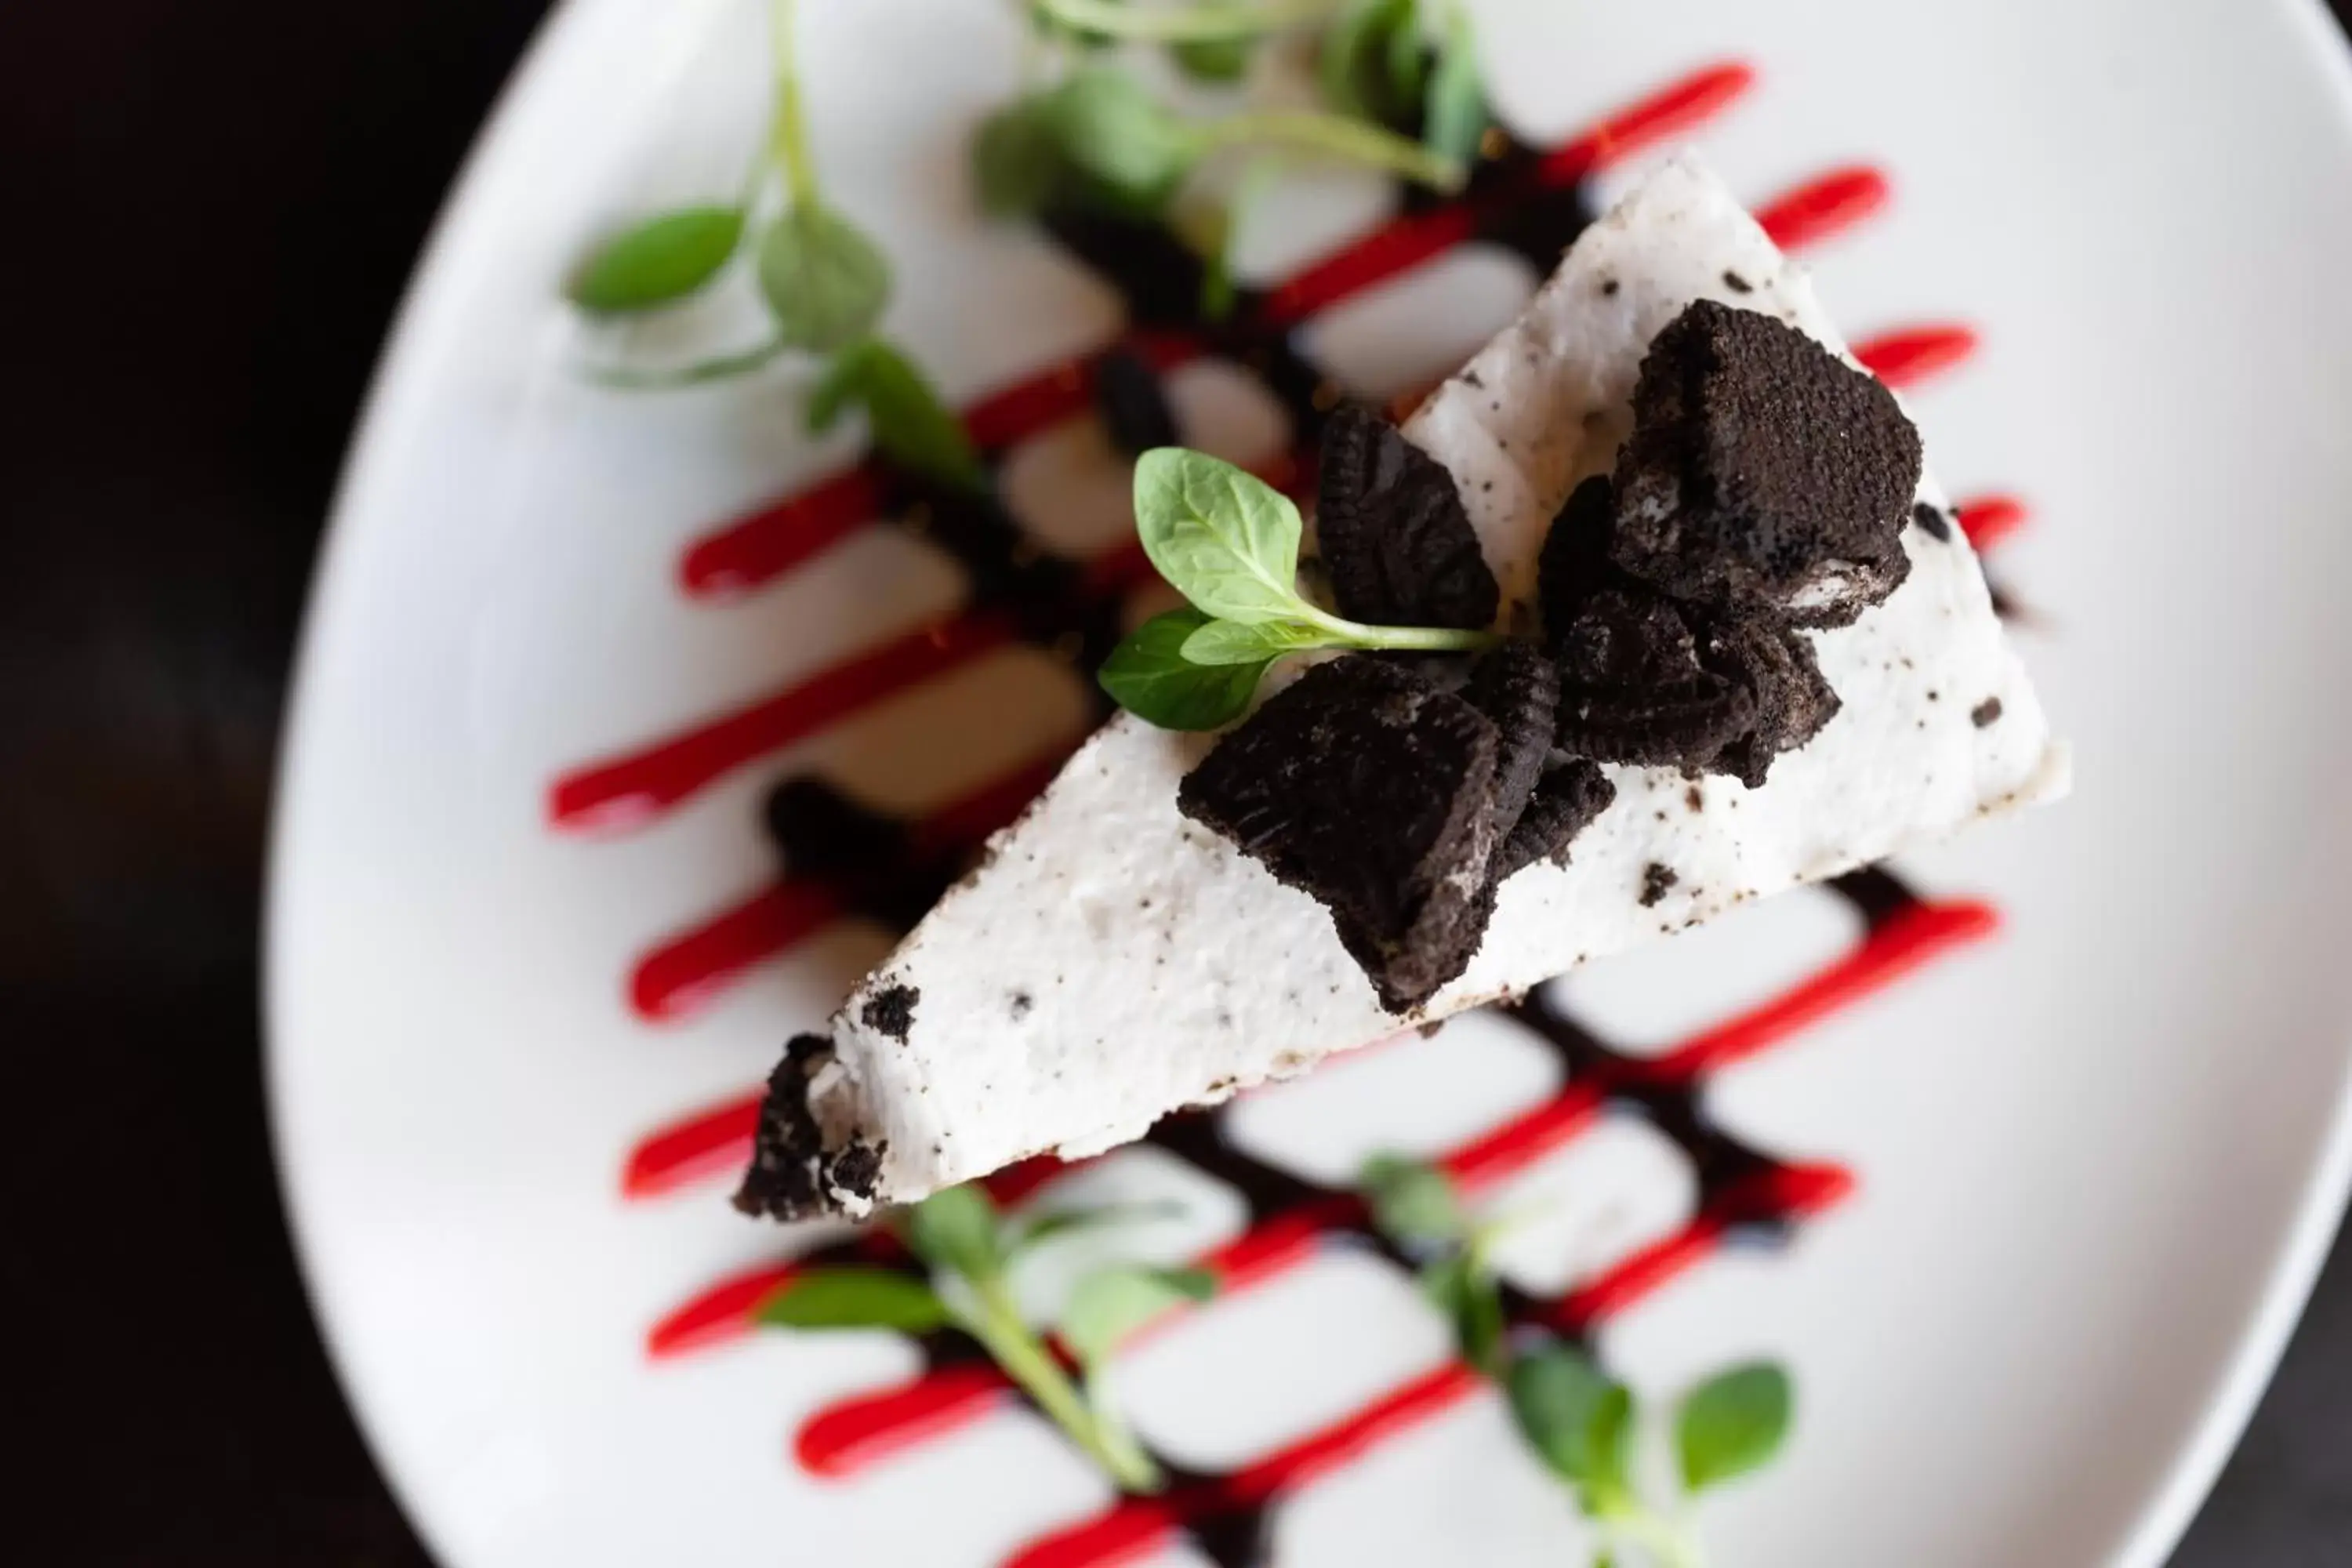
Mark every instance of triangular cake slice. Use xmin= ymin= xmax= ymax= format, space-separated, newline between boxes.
xmin=738 ymin=156 xmax=2069 ymax=1221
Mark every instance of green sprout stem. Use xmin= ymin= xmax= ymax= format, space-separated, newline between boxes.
xmin=769 ymin=0 xmax=819 ymax=208
xmin=1295 ymin=603 xmax=1500 ymax=654
xmin=589 ymin=336 xmax=791 ymax=389
xmin=962 ymin=1275 xmax=1161 ymax=1493
xmin=1031 ymin=0 xmax=1338 ymax=43
xmin=1193 ymin=107 xmax=1465 ymax=190
xmin=1593 ymin=1492 xmax=1705 ymax=1568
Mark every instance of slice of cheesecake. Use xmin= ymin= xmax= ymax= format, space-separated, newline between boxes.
xmin=737 ymin=155 xmax=2068 ymax=1221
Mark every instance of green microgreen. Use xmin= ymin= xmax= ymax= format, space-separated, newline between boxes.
xmin=1032 ymin=0 xmax=1339 ymax=46
xmin=808 ymin=337 xmax=985 ymax=492
xmin=1098 ymin=450 xmax=1497 ymax=729
xmin=755 ymin=1183 xmax=1214 ymax=1495
xmin=1675 ymin=1362 xmax=1794 ymax=1494
xmin=756 ymin=204 xmax=891 ymax=354
xmin=1318 ymin=0 xmax=1423 ymax=127
xmin=975 ymin=61 xmax=1461 ymax=225
xmin=1421 ymin=7 xmax=1489 ymax=167
xmin=757 ymin=1266 xmax=954 ymax=1332
xmin=567 ymin=205 xmax=747 ymax=314
xmin=1358 ymin=1156 xmax=1795 ymax=1566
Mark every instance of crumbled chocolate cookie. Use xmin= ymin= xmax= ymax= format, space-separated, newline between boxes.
xmin=734 ymin=1034 xmax=886 ymax=1221
xmin=1537 ymin=474 xmax=1639 ymax=642
xmin=1551 ymin=587 xmax=1759 ymax=768
xmin=1972 ymin=696 xmax=2004 ymax=728
xmin=1461 ymin=641 xmax=1563 ymax=852
xmin=861 ymin=984 xmax=919 ymax=1044
xmin=1639 ymin=862 xmax=1679 ymax=907
xmin=1178 ymin=655 xmax=1503 ymax=1013
xmin=1610 ymin=300 xmax=1921 ymax=627
xmin=1494 ymin=760 xmax=1617 ymax=882
xmin=1698 ymin=619 xmax=1842 ymax=788
xmin=1911 ymin=500 xmax=1952 ymax=543
xmin=1316 ymin=402 xmax=1500 ymax=631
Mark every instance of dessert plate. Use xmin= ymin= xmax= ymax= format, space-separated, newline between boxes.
xmin=267 ymin=1 xmax=2352 ymax=1564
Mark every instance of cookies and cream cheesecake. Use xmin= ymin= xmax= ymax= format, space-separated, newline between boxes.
xmin=735 ymin=155 xmax=2068 ymax=1221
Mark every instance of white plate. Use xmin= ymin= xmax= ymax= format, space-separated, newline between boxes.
xmin=268 ymin=2 xmax=2352 ymax=1564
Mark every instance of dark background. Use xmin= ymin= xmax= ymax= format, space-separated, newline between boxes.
xmin=7 ymin=2 xmax=2347 ymax=1562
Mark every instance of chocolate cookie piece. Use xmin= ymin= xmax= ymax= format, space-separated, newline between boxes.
xmin=1610 ymin=300 xmax=1921 ymax=627
xmin=1461 ymin=641 xmax=1563 ymax=851
xmin=1493 ymin=759 xmax=1617 ymax=882
xmin=1698 ymin=619 xmax=1842 ymax=787
xmin=1537 ymin=474 xmax=1640 ymax=643
xmin=1552 ymin=587 xmax=1760 ymax=768
xmin=734 ymin=1034 xmax=886 ymax=1221
xmin=1317 ymin=402 xmax=1501 ymax=631
xmin=1178 ymin=655 xmax=1504 ymax=1013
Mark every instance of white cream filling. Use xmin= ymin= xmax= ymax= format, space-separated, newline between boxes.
xmin=807 ymin=156 xmax=2067 ymax=1212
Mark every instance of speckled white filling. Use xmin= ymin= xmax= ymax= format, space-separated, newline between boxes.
xmin=807 ymin=156 xmax=2067 ymax=1214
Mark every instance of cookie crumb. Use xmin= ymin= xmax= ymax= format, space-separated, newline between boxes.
xmin=1722 ymin=269 xmax=1753 ymax=293
xmin=862 ymin=984 xmax=919 ymax=1043
xmin=1639 ymin=862 xmax=1679 ymax=907
xmin=1972 ymin=697 xmax=2005 ymax=728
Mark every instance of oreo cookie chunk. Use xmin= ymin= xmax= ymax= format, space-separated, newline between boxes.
xmin=734 ymin=1034 xmax=885 ymax=1221
xmin=1536 ymin=474 xmax=1640 ymax=642
xmin=1316 ymin=403 xmax=1501 ymax=631
xmin=1494 ymin=759 xmax=1617 ymax=882
xmin=1461 ymin=641 xmax=1563 ymax=853
xmin=1610 ymin=300 xmax=1922 ymax=627
xmin=1178 ymin=655 xmax=1504 ymax=1013
xmin=1551 ymin=587 xmax=1759 ymax=768
xmin=1698 ymin=619 xmax=1842 ymax=787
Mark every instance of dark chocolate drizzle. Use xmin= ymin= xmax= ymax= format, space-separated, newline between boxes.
xmin=729 ymin=143 xmax=1969 ymax=1561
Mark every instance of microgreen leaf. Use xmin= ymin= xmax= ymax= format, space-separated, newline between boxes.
xmin=1422 ymin=10 xmax=1487 ymax=168
xmin=1676 ymin=1362 xmax=1792 ymax=1493
xmin=1508 ymin=1343 xmax=1635 ymax=1495
xmin=808 ymin=338 xmax=985 ymax=492
xmin=974 ymin=99 xmax=1070 ymax=218
xmin=904 ymin=1184 xmax=1004 ymax=1280
xmin=1098 ymin=609 xmax=1270 ymax=731
xmin=757 ymin=1267 xmax=953 ymax=1332
xmin=1178 ymin=616 xmax=1330 ymax=666
xmin=1360 ymin=1154 xmax=1468 ymax=1248
xmin=757 ymin=205 xmax=892 ymax=354
xmin=1043 ymin=69 xmax=1203 ymax=211
xmin=1384 ymin=5 xmax=1431 ymax=107
xmin=1061 ymin=1264 xmax=1217 ymax=1366
xmin=1419 ymin=1253 xmax=1507 ymax=1375
xmin=1033 ymin=0 xmax=1120 ymax=49
xmin=1319 ymin=0 xmax=1419 ymax=125
xmin=1003 ymin=1200 xmax=1186 ymax=1256
xmin=568 ymin=205 xmax=746 ymax=314
xmin=1171 ymin=34 xmax=1254 ymax=82
xmin=1132 ymin=448 xmax=1305 ymax=624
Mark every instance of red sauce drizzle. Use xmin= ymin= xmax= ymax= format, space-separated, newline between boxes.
xmin=548 ymin=612 xmax=1018 ymax=833
xmin=1753 ymin=165 xmax=1892 ymax=251
xmin=1855 ymin=324 xmax=1980 ymax=389
xmin=622 ymin=1091 xmax=765 ymax=1201
xmin=628 ymin=755 xmax=1071 ymax=1022
xmin=582 ymin=56 xmax=2040 ymax=1563
xmin=1955 ymin=494 xmax=2029 ymax=552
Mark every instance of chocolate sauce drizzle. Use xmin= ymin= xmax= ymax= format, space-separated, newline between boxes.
xmin=760 ymin=140 xmax=1596 ymax=882
xmin=703 ymin=126 xmax=1991 ymax=1568
xmin=735 ymin=866 xmax=1915 ymax=1568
